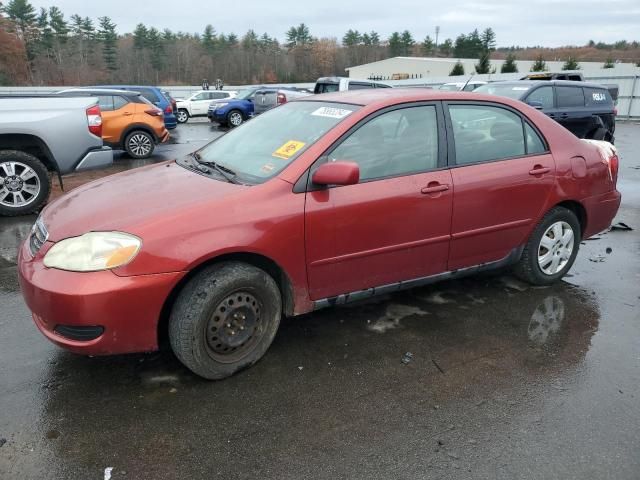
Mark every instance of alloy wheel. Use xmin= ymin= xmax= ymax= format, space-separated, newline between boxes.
xmin=0 ymin=161 xmax=41 ymax=208
xmin=128 ymin=134 xmax=152 ymax=157
xmin=229 ymin=112 xmax=243 ymax=127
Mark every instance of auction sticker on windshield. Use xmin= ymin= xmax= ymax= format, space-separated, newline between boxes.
xmin=272 ymin=140 xmax=306 ymax=160
xmin=311 ymin=107 xmax=353 ymax=119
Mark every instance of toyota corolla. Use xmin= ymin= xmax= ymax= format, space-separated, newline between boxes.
xmin=18 ymin=89 xmax=621 ymax=379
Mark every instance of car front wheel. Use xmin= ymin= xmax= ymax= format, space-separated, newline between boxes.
xmin=514 ymin=207 xmax=581 ymax=285
xmin=169 ymin=262 xmax=282 ymax=380
xmin=176 ymin=109 xmax=189 ymax=123
xmin=227 ymin=110 xmax=244 ymax=128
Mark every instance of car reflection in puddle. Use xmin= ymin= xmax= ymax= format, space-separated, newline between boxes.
xmin=527 ymin=295 xmax=565 ymax=346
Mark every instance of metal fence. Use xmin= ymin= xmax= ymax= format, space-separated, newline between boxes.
xmin=1 ymin=74 xmax=638 ymax=119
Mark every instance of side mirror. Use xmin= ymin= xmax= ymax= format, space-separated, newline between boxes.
xmin=527 ymin=100 xmax=544 ymax=110
xmin=312 ymin=161 xmax=360 ymax=186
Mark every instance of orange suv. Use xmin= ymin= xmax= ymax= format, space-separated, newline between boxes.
xmin=58 ymin=89 xmax=169 ymax=158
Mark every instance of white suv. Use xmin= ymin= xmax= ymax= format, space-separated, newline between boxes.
xmin=175 ymin=90 xmax=237 ymax=123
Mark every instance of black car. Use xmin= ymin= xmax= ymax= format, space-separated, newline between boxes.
xmin=475 ymin=80 xmax=616 ymax=143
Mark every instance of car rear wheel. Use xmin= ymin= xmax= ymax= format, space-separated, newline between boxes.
xmin=168 ymin=262 xmax=282 ymax=380
xmin=0 ymin=150 xmax=50 ymax=216
xmin=176 ymin=109 xmax=189 ymax=124
xmin=514 ymin=207 xmax=580 ymax=285
xmin=124 ymin=131 xmax=155 ymax=159
xmin=227 ymin=110 xmax=244 ymax=128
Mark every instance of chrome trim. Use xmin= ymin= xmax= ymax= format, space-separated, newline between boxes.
xmin=29 ymin=217 xmax=49 ymax=256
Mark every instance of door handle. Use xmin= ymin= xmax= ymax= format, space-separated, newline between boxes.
xmin=123 ymin=112 xmax=133 ymax=116
xmin=529 ymin=166 xmax=551 ymax=176
xmin=559 ymin=113 xmax=569 ymax=119
xmin=421 ymin=183 xmax=450 ymax=194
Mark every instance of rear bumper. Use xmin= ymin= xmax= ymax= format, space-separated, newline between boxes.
xmin=18 ymin=240 xmax=186 ymax=355
xmin=582 ymin=189 xmax=622 ymax=237
xmin=74 ymin=146 xmax=114 ymax=172
xmin=164 ymin=113 xmax=177 ymax=130
xmin=158 ymin=129 xmax=170 ymax=144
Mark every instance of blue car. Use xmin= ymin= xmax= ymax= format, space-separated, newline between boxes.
xmin=98 ymin=85 xmax=178 ymax=130
xmin=207 ymin=88 xmax=263 ymax=127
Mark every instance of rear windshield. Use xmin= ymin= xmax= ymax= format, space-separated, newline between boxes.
xmin=195 ymin=101 xmax=360 ymax=184
xmin=474 ymin=84 xmax=530 ymax=100
xmin=315 ymin=82 xmax=340 ymax=94
xmin=584 ymin=87 xmax=613 ymax=106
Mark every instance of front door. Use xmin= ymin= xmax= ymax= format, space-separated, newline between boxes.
xmin=304 ymin=104 xmax=453 ymax=300
xmin=445 ymin=102 xmax=555 ymax=270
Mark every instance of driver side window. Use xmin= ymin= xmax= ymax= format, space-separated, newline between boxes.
xmin=329 ymin=106 xmax=439 ymax=182
xmin=193 ymin=92 xmax=207 ymax=101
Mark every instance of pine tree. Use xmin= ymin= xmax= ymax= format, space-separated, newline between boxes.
xmin=562 ymin=56 xmax=580 ymax=70
xmin=201 ymin=24 xmax=216 ymax=53
xmin=133 ymin=23 xmax=148 ymax=50
xmin=342 ymin=29 xmax=361 ymax=47
xmin=439 ymin=38 xmax=453 ymax=57
xmin=501 ymin=53 xmax=518 ymax=73
xmin=400 ymin=30 xmax=415 ymax=55
xmin=5 ymin=0 xmax=38 ymax=63
xmin=146 ymin=27 xmax=164 ymax=72
xmin=530 ymin=54 xmax=547 ymax=72
xmin=475 ymin=52 xmax=491 ymax=74
xmin=97 ymin=16 xmax=117 ymax=73
xmin=388 ymin=31 xmax=402 ymax=56
xmin=450 ymin=60 xmax=465 ymax=76
xmin=603 ymin=58 xmax=615 ymax=68
xmin=422 ymin=35 xmax=434 ymax=56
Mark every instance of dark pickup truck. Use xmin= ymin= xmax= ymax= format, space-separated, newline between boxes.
xmin=475 ymin=80 xmax=617 ymax=143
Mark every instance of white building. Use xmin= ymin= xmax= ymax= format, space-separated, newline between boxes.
xmin=346 ymin=56 xmax=640 ymax=81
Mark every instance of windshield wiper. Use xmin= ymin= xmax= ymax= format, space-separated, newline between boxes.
xmin=190 ymin=152 xmax=239 ymax=184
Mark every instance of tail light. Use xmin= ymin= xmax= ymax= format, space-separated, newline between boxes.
xmin=145 ymin=108 xmax=163 ymax=117
xmin=86 ymin=105 xmax=102 ymax=137
xmin=276 ymin=93 xmax=287 ymax=105
xmin=164 ymin=105 xmax=173 ymax=114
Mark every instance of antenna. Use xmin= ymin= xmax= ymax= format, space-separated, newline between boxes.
xmin=462 ymin=72 xmax=475 ymax=91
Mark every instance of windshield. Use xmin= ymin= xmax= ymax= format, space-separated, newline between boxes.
xmin=438 ymin=84 xmax=461 ymax=91
xmin=314 ymin=83 xmax=340 ymax=94
xmin=234 ymin=89 xmax=255 ymax=100
xmin=195 ymin=101 xmax=360 ymax=184
xmin=474 ymin=84 xmax=530 ymax=100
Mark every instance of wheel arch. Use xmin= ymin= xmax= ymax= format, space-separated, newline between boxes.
xmin=121 ymin=124 xmax=158 ymax=146
xmin=157 ymin=251 xmax=295 ymax=348
xmin=0 ymin=133 xmax=57 ymax=171
xmin=554 ymin=200 xmax=587 ymax=238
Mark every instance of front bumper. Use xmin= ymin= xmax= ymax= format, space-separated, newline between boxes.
xmin=17 ymin=239 xmax=186 ymax=355
xmin=208 ymin=109 xmax=227 ymax=123
xmin=74 ymin=146 xmax=114 ymax=172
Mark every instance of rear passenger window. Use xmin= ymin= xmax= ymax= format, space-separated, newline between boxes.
xmin=97 ymin=96 xmax=114 ymax=111
xmin=525 ymin=123 xmax=546 ymax=154
xmin=140 ymin=89 xmax=160 ymax=104
xmin=584 ymin=88 xmax=611 ymax=106
xmin=330 ymin=106 xmax=439 ymax=181
xmin=113 ymin=96 xmax=128 ymax=110
xmin=449 ymin=105 xmax=525 ymax=165
xmin=526 ymin=86 xmax=554 ymax=109
xmin=556 ymin=87 xmax=585 ymax=108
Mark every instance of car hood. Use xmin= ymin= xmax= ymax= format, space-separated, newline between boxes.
xmin=42 ymin=160 xmax=246 ymax=242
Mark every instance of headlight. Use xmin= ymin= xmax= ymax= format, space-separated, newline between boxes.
xmin=43 ymin=232 xmax=142 ymax=272
xmin=213 ymin=103 xmax=228 ymax=110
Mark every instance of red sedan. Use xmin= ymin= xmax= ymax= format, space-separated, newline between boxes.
xmin=18 ymin=89 xmax=621 ymax=379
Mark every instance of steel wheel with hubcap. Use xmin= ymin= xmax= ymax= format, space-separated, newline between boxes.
xmin=176 ymin=109 xmax=189 ymax=123
xmin=125 ymin=131 xmax=155 ymax=159
xmin=514 ymin=206 xmax=580 ymax=285
xmin=169 ymin=262 xmax=282 ymax=380
xmin=0 ymin=150 xmax=50 ymax=216
xmin=227 ymin=110 xmax=244 ymax=128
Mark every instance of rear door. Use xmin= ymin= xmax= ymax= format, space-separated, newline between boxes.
xmin=253 ymin=90 xmax=277 ymax=115
xmin=305 ymin=103 xmax=452 ymax=300
xmin=444 ymin=102 xmax=555 ymax=270
xmin=96 ymin=95 xmax=119 ymax=145
xmin=553 ymin=86 xmax=590 ymax=137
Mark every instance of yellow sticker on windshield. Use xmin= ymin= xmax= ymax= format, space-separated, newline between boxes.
xmin=272 ymin=140 xmax=306 ymax=160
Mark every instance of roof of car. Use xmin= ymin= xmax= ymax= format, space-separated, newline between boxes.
xmin=298 ymin=88 xmax=529 ymax=108
xmin=485 ymin=80 xmax=608 ymax=89
xmin=58 ymin=88 xmax=140 ymax=96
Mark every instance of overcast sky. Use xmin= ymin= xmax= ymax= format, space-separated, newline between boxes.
xmin=27 ymin=0 xmax=640 ymax=47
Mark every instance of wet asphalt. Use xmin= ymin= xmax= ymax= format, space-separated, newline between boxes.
xmin=1 ymin=121 xmax=639 ymax=479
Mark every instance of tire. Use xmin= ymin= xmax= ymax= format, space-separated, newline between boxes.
xmin=588 ymin=127 xmax=607 ymax=141
xmin=514 ymin=207 xmax=581 ymax=285
xmin=0 ymin=150 xmax=50 ymax=216
xmin=176 ymin=109 xmax=189 ymax=124
xmin=227 ymin=110 xmax=244 ymax=128
xmin=169 ymin=262 xmax=282 ymax=380
xmin=124 ymin=130 xmax=155 ymax=159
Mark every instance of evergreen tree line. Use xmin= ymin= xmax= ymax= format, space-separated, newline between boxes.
xmin=1 ymin=0 xmax=638 ymax=86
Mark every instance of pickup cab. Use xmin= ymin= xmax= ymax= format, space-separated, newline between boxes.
xmin=0 ymin=95 xmax=113 ymax=216
xmin=175 ymin=90 xmax=237 ymax=124
xmin=314 ymin=76 xmax=391 ymax=93
xmin=252 ymin=87 xmax=312 ymax=115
